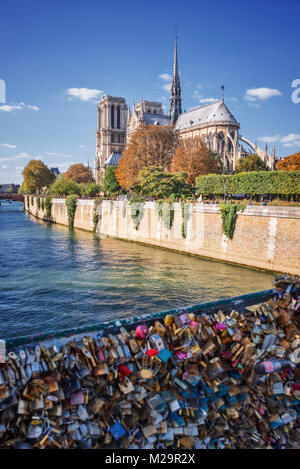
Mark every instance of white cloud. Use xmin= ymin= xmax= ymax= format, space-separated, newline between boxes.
xmin=15 ymin=152 xmax=31 ymax=159
xmin=0 ymin=152 xmax=31 ymax=164
xmin=79 ymin=145 xmax=86 ymax=148
xmin=1 ymin=165 xmax=8 ymax=169
xmin=198 ymin=97 xmax=219 ymax=104
xmin=26 ymin=104 xmax=40 ymax=111
xmin=259 ymin=133 xmax=300 ymax=148
xmin=244 ymin=87 xmax=282 ymax=102
xmin=0 ymin=143 xmax=16 ymax=148
xmin=163 ymin=83 xmax=171 ymax=92
xmin=0 ymin=102 xmax=39 ymax=112
xmin=259 ymin=135 xmax=281 ymax=143
xmin=159 ymin=73 xmax=172 ymax=81
xmin=66 ymin=88 xmax=103 ymax=102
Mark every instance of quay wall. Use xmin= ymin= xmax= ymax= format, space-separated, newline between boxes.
xmin=24 ymin=196 xmax=95 ymax=231
xmin=24 ymin=197 xmax=300 ymax=275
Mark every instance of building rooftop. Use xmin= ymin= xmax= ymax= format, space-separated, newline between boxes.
xmin=175 ymin=99 xmax=239 ymax=131
xmin=104 ymin=151 xmax=122 ymax=167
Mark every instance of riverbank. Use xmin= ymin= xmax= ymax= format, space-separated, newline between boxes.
xmin=25 ymin=196 xmax=300 ymax=276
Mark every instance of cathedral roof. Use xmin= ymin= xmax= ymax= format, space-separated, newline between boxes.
xmin=104 ymin=151 xmax=122 ymax=167
xmin=175 ymin=100 xmax=239 ymax=131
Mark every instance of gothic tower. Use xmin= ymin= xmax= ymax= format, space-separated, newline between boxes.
xmin=94 ymin=95 xmax=128 ymax=184
xmin=170 ymin=35 xmax=182 ymax=124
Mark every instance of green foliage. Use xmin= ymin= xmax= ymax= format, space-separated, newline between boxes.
xmin=138 ymin=167 xmax=193 ymax=200
xmin=93 ymin=208 xmax=99 ymax=233
xmin=36 ymin=196 xmax=41 ymax=209
xmin=155 ymin=199 xmax=174 ymax=229
xmin=103 ymin=166 xmax=124 ymax=195
xmin=18 ymin=182 xmax=28 ymax=194
xmin=79 ymin=182 xmax=101 ymax=198
xmin=129 ymin=195 xmax=145 ymax=230
xmin=41 ymin=199 xmax=45 ymax=211
xmin=181 ymin=202 xmax=186 ymax=238
xmin=66 ymin=194 xmax=78 ymax=229
xmin=196 ymin=171 xmax=300 ymax=196
xmin=219 ymin=203 xmax=244 ymax=239
xmin=44 ymin=196 xmax=52 ymax=219
xmin=31 ymin=196 xmax=34 ymax=206
xmin=235 ymin=154 xmax=268 ymax=173
xmin=49 ymin=174 xmax=81 ymax=197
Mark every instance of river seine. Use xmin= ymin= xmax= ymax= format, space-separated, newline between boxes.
xmin=0 ymin=201 xmax=274 ymax=340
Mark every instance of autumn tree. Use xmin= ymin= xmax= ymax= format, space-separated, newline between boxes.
xmin=22 ymin=160 xmax=55 ymax=193
xmin=276 ymin=151 xmax=300 ymax=171
xmin=65 ymin=163 xmax=93 ymax=183
xmin=235 ymin=154 xmax=268 ymax=173
xmin=171 ymin=137 xmax=222 ymax=184
xmin=116 ymin=125 xmax=178 ymax=189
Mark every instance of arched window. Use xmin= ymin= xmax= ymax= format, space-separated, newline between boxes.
xmin=111 ymin=105 xmax=114 ymax=129
xmin=117 ymin=106 xmax=120 ymax=129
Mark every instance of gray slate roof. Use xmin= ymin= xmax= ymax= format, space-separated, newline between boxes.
xmin=104 ymin=151 xmax=122 ymax=167
xmin=175 ymin=100 xmax=239 ymax=131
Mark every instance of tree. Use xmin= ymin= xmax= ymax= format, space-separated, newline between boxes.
xmin=22 ymin=160 xmax=55 ymax=193
xmin=235 ymin=154 xmax=267 ymax=173
xmin=79 ymin=182 xmax=101 ymax=197
xmin=103 ymin=166 xmax=124 ymax=195
xmin=171 ymin=137 xmax=222 ymax=184
xmin=49 ymin=174 xmax=81 ymax=196
xmin=65 ymin=163 xmax=93 ymax=183
xmin=138 ymin=166 xmax=193 ymax=199
xmin=276 ymin=151 xmax=300 ymax=171
xmin=116 ymin=125 xmax=178 ymax=189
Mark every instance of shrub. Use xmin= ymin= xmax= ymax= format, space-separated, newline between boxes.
xmin=66 ymin=195 xmax=78 ymax=229
xmin=50 ymin=174 xmax=81 ymax=197
xmin=129 ymin=195 xmax=145 ymax=230
xmin=44 ymin=196 xmax=52 ymax=219
xmin=219 ymin=203 xmax=244 ymax=239
xmin=196 ymin=171 xmax=300 ymax=196
xmin=155 ymin=199 xmax=174 ymax=229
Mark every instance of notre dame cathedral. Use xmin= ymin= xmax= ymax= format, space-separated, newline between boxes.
xmin=94 ymin=37 xmax=277 ymax=184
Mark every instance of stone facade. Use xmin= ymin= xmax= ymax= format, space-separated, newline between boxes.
xmin=94 ymin=96 xmax=128 ymax=184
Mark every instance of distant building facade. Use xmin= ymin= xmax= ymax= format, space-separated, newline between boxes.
xmin=0 ymin=183 xmax=20 ymax=193
xmin=94 ymin=37 xmax=277 ymax=183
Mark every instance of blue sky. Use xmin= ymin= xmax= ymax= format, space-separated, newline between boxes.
xmin=0 ymin=0 xmax=299 ymax=184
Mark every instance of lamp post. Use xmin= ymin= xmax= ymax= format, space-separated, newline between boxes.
xmin=224 ymin=184 xmax=226 ymax=204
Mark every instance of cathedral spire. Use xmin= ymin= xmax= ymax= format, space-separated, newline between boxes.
xmin=170 ymin=34 xmax=182 ymax=124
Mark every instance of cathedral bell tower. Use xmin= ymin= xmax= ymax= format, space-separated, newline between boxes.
xmin=170 ymin=35 xmax=182 ymax=124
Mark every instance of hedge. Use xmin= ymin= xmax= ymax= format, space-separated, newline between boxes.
xmin=195 ymin=171 xmax=300 ymax=196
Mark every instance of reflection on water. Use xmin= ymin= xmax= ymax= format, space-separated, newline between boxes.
xmin=0 ymin=202 xmax=274 ymax=339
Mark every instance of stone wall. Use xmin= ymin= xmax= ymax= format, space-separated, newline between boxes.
xmin=24 ymin=196 xmax=95 ymax=232
xmin=98 ymin=200 xmax=300 ymax=276
xmin=25 ymin=197 xmax=300 ymax=275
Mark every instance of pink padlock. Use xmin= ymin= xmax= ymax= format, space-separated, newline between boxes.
xmin=98 ymin=348 xmax=105 ymax=362
xmin=135 ymin=325 xmax=148 ymax=339
xmin=190 ymin=321 xmax=198 ymax=333
xmin=215 ymin=323 xmax=227 ymax=331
